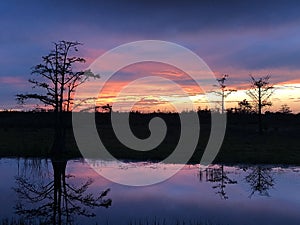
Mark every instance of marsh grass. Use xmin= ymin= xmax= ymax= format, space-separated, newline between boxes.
xmin=1 ymin=218 xmax=220 ymax=225
xmin=127 ymin=218 xmax=218 ymax=225
xmin=1 ymin=218 xmax=42 ymax=225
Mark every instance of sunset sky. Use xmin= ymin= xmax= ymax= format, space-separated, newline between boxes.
xmin=1 ymin=0 xmax=300 ymax=112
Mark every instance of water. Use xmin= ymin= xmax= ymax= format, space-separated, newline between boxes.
xmin=0 ymin=158 xmax=299 ymax=225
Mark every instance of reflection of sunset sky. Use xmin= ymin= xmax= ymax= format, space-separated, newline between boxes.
xmin=1 ymin=1 xmax=300 ymax=112
xmin=66 ymin=160 xmax=300 ymax=225
xmin=0 ymin=159 xmax=299 ymax=224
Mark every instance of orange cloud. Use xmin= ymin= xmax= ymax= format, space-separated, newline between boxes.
xmin=74 ymin=60 xmax=300 ymax=113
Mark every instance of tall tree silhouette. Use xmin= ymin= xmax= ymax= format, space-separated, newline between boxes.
xmin=247 ymin=75 xmax=274 ymax=134
xmin=14 ymin=159 xmax=111 ymax=225
xmin=16 ymin=41 xmax=99 ymax=153
xmin=214 ymin=74 xmax=236 ymax=114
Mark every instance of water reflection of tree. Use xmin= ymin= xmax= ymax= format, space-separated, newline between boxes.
xmin=14 ymin=158 xmax=112 ymax=225
xmin=245 ymin=166 xmax=274 ymax=197
xmin=199 ymin=165 xmax=237 ymax=199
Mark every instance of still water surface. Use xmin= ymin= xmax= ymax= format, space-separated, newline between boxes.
xmin=0 ymin=158 xmax=299 ymax=225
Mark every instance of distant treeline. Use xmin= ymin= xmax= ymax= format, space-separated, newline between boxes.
xmin=0 ymin=110 xmax=299 ymax=129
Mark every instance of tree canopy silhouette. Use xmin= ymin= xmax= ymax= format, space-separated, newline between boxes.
xmin=247 ymin=75 xmax=274 ymax=133
xmin=16 ymin=41 xmax=98 ymax=112
xmin=16 ymin=41 xmax=99 ymax=154
xmin=238 ymin=99 xmax=253 ymax=114
xmin=214 ymin=74 xmax=236 ymax=114
xmin=278 ymin=104 xmax=292 ymax=114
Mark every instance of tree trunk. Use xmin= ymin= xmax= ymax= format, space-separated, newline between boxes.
xmin=52 ymin=111 xmax=66 ymax=155
xmin=258 ymin=86 xmax=262 ymax=134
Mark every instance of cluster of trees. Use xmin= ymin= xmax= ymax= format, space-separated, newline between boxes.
xmin=215 ymin=74 xmax=293 ymax=133
xmin=216 ymin=74 xmax=275 ymax=115
xmin=13 ymin=40 xmax=290 ymax=119
xmin=212 ymin=73 xmax=269 ymax=133
xmin=15 ymin=41 xmax=279 ymax=117
xmin=15 ymin=40 xmax=293 ymax=148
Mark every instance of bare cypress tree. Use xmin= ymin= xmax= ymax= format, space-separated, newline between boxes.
xmin=247 ymin=75 xmax=274 ymax=134
xmin=16 ymin=41 xmax=99 ymax=154
xmin=215 ymin=74 xmax=236 ymax=114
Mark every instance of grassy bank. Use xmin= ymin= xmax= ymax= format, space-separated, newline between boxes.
xmin=0 ymin=112 xmax=299 ymax=164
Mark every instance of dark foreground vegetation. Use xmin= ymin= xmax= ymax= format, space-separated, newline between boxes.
xmin=1 ymin=218 xmax=218 ymax=225
xmin=0 ymin=111 xmax=299 ymax=164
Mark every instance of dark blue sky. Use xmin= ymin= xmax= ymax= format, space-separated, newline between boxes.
xmin=1 ymin=0 xmax=300 ymax=110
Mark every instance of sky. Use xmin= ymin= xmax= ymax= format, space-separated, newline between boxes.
xmin=0 ymin=0 xmax=300 ymax=112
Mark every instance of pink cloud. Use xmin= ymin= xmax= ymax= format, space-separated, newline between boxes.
xmin=0 ymin=76 xmax=26 ymax=86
